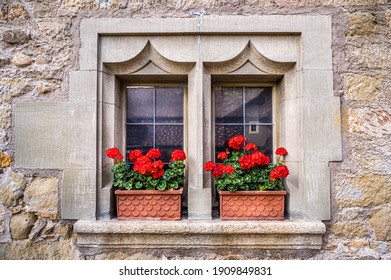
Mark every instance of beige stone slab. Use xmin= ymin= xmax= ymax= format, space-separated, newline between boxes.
xmin=74 ymin=219 xmax=326 ymax=250
xmin=69 ymin=71 xmax=98 ymax=102
xmin=302 ymin=70 xmax=334 ymax=98
xmin=303 ymin=162 xmax=331 ymax=220
xmin=14 ymin=102 xmax=97 ymax=169
xmin=303 ymin=97 xmax=342 ymax=161
xmin=62 ymin=169 xmax=96 ymax=220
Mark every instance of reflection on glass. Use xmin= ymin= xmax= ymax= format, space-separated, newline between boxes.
xmin=215 ymin=87 xmax=243 ymax=123
xmin=156 ymin=87 xmax=184 ymax=123
xmin=245 ymin=87 xmax=272 ymax=123
xmin=156 ymin=125 xmax=184 ymax=162
xmin=245 ymin=125 xmax=273 ymax=159
xmin=126 ymin=88 xmax=154 ymax=123
xmin=126 ymin=125 xmax=154 ymax=152
xmin=215 ymin=125 xmax=243 ymax=155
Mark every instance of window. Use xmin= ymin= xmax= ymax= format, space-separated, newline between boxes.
xmin=214 ymin=86 xmax=274 ymax=160
xmin=125 ymin=86 xmax=185 ymax=163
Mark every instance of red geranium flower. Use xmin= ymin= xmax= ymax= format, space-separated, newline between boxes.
xmin=275 ymin=147 xmax=288 ymax=156
xmin=270 ymin=165 xmax=290 ymax=181
xmin=129 ymin=149 xmax=143 ymax=162
xmin=217 ymin=151 xmax=228 ymax=160
xmin=228 ymin=135 xmax=247 ymax=150
xmin=146 ymin=148 xmax=161 ymax=159
xmin=170 ymin=150 xmax=186 ymax=162
xmin=212 ymin=163 xmax=224 ymax=178
xmin=106 ymin=148 xmax=124 ymax=161
xmin=244 ymin=143 xmax=257 ymax=152
xmin=204 ymin=161 xmax=216 ymax=172
xmin=223 ymin=164 xmax=235 ymax=174
xmin=251 ymin=151 xmax=270 ymax=166
xmin=238 ymin=155 xmax=255 ymax=170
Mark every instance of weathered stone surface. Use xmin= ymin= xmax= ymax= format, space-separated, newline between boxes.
xmin=11 ymin=53 xmax=32 ymax=67
xmin=37 ymin=83 xmax=54 ymax=94
xmin=369 ymin=206 xmax=391 ymax=241
xmin=94 ymin=251 xmax=159 ymax=260
xmin=6 ymin=3 xmax=29 ymax=21
xmin=0 ymin=152 xmax=12 ymax=168
xmin=0 ymin=170 xmax=27 ymax=207
xmin=24 ymin=177 xmax=58 ymax=219
xmin=329 ymin=222 xmax=370 ymax=238
xmin=336 ymin=174 xmax=391 ymax=207
xmin=10 ymin=213 xmax=37 ymax=240
xmin=0 ymin=204 xmax=12 ymax=243
xmin=53 ymin=222 xmax=72 ymax=239
xmin=2 ymin=30 xmax=30 ymax=45
xmin=28 ymin=217 xmax=47 ymax=241
xmin=0 ymin=106 xmax=11 ymax=131
xmin=33 ymin=2 xmax=58 ymax=18
xmin=0 ymin=239 xmax=75 ymax=260
xmin=348 ymin=12 xmax=377 ymax=36
xmin=0 ymin=79 xmax=30 ymax=104
xmin=346 ymin=108 xmax=391 ymax=138
xmin=345 ymin=73 xmax=382 ymax=101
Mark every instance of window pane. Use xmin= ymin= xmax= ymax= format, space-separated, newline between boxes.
xmin=215 ymin=87 xmax=243 ymax=123
xmin=126 ymin=125 xmax=154 ymax=153
xmin=155 ymin=87 xmax=184 ymax=123
xmin=126 ymin=88 xmax=154 ymax=123
xmin=245 ymin=87 xmax=272 ymax=123
xmin=156 ymin=125 xmax=183 ymax=162
xmin=245 ymin=125 xmax=273 ymax=159
xmin=215 ymin=125 xmax=243 ymax=154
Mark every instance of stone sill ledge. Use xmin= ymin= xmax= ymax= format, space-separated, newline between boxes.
xmin=74 ymin=219 xmax=326 ymax=250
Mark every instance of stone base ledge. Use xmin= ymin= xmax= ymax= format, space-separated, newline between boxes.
xmin=74 ymin=219 xmax=325 ymax=250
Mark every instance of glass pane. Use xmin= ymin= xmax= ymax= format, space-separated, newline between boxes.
xmin=215 ymin=87 xmax=243 ymax=123
xmin=126 ymin=125 xmax=154 ymax=154
xmin=156 ymin=87 xmax=184 ymax=123
xmin=245 ymin=125 xmax=273 ymax=159
xmin=156 ymin=125 xmax=184 ymax=162
xmin=215 ymin=125 xmax=243 ymax=155
xmin=126 ymin=88 xmax=154 ymax=123
xmin=245 ymin=87 xmax=273 ymax=124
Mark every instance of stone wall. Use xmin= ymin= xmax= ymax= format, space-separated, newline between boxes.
xmin=0 ymin=0 xmax=390 ymax=259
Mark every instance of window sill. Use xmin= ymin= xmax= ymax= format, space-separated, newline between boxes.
xmin=74 ymin=219 xmax=325 ymax=253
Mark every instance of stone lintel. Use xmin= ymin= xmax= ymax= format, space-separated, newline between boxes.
xmin=74 ymin=220 xmax=325 ymax=250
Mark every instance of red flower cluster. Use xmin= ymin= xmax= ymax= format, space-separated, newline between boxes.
xmin=204 ymin=161 xmax=235 ymax=178
xmin=106 ymin=148 xmax=124 ymax=161
xmin=269 ymin=165 xmax=289 ymax=181
xmin=146 ymin=148 xmax=161 ymax=159
xmin=129 ymin=149 xmax=143 ymax=162
xmin=238 ymin=151 xmax=270 ymax=170
xmin=228 ymin=135 xmax=247 ymax=150
xmin=217 ymin=151 xmax=228 ymax=160
xmin=275 ymin=147 xmax=288 ymax=156
xmin=170 ymin=150 xmax=186 ymax=162
xmin=245 ymin=143 xmax=257 ymax=151
xmin=133 ymin=155 xmax=165 ymax=179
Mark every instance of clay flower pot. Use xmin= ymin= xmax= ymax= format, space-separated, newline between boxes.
xmin=218 ymin=190 xmax=286 ymax=220
xmin=115 ymin=189 xmax=183 ymax=220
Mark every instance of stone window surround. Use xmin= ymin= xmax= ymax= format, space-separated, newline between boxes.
xmin=14 ymin=16 xmax=341 ymax=251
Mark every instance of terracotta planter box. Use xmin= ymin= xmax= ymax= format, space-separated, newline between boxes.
xmin=115 ymin=189 xmax=183 ymax=220
xmin=218 ymin=190 xmax=286 ymax=220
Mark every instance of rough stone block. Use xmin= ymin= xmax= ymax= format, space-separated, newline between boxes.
xmin=0 ymin=169 xmax=27 ymax=207
xmin=24 ymin=177 xmax=59 ymax=219
xmin=330 ymin=222 xmax=370 ymax=239
xmin=11 ymin=53 xmax=32 ymax=67
xmin=10 ymin=213 xmax=37 ymax=240
xmin=369 ymin=206 xmax=391 ymax=241
xmin=348 ymin=12 xmax=377 ymax=36
xmin=345 ymin=73 xmax=382 ymax=101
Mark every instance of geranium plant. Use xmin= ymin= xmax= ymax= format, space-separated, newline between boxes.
xmin=204 ymin=135 xmax=289 ymax=192
xmin=106 ymin=147 xmax=186 ymax=191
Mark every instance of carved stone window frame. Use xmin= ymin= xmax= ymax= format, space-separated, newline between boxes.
xmin=15 ymin=16 xmax=341 ymax=224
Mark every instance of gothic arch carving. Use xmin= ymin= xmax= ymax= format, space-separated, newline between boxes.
xmin=104 ymin=41 xmax=195 ymax=75
xmin=204 ymin=41 xmax=295 ymax=75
